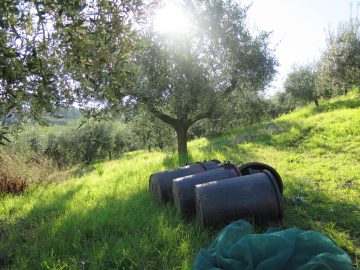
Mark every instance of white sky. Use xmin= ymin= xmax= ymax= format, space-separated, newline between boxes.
xmin=241 ymin=0 xmax=357 ymax=96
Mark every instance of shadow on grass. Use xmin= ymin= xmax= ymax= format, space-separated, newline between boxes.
xmin=284 ymin=180 xmax=359 ymax=264
xmin=2 ymin=96 xmax=359 ymax=269
xmin=284 ymin=180 xmax=360 ymax=235
xmin=69 ymin=163 xmax=97 ymax=178
xmin=0 ymin=183 xmax=214 ymax=270
xmin=197 ymin=120 xmax=315 ymax=161
xmin=1 ymin=177 xmax=358 ymax=269
xmin=200 ymin=96 xmax=360 ymax=157
xmin=0 ymin=182 xmax=84 ymax=269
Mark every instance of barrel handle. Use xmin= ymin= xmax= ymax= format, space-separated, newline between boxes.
xmin=222 ymin=161 xmax=242 ymax=176
xmin=195 ymin=161 xmax=210 ymax=171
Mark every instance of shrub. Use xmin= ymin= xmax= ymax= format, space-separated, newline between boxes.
xmin=40 ymin=120 xmax=133 ymax=167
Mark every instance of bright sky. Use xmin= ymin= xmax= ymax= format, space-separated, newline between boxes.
xmin=242 ymin=0 xmax=357 ymax=96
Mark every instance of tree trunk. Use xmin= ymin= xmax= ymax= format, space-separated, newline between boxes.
xmin=175 ymin=124 xmax=189 ymax=164
xmin=148 ymin=107 xmax=211 ymax=164
xmin=314 ymin=99 xmax=319 ymax=107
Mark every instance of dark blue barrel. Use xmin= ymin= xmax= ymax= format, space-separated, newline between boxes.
xmin=195 ymin=170 xmax=283 ymax=228
xmin=172 ymin=162 xmax=241 ymax=217
xmin=149 ymin=160 xmax=221 ymax=202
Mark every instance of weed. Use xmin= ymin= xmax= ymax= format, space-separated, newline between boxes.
xmin=95 ymin=165 xmax=104 ymax=176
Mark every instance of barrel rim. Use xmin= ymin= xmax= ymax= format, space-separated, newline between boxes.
xmin=149 ymin=174 xmax=157 ymax=198
xmin=262 ymin=170 xmax=284 ymax=223
xmin=238 ymin=162 xmax=283 ymax=194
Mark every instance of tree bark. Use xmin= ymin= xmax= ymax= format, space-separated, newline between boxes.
xmin=314 ymin=99 xmax=319 ymax=107
xmin=175 ymin=124 xmax=189 ymax=163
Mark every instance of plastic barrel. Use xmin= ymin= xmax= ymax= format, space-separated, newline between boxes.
xmin=149 ymin=160 xmax=221 ymax=202
xmin=195 ymin=170 xmax=283 ymax=228
xmin=172 ymin=162 xmax=241 ymax=217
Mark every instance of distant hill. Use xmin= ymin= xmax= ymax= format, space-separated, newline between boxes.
xmin=1 ymin=107 xmax=80 ymax=126
xmin=46 ymin=107 xmax=81 ymax=125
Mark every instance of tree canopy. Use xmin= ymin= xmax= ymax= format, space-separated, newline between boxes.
xmin=0 ymin=0 xmax=144 ymax=120
xmin=317 ymin=16 xmax=360 ymax=97
xmin=128 ymin=0 xmax=277 ymax=159
xmin=284 ymin=65 xmax=319 ymax=106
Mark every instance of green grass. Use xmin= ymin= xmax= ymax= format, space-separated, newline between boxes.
xmin=1 ymin=93 xmax=360 ymax=269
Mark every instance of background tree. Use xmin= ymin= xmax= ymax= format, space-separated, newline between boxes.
xmin=0 ymin=0 xmax=144 ymax=121
xmin=1 ymin=0 xmax=73 ymax=120
xmin=224 ymin=91 xmax=270 ymax=127
xmin=316 ymin=16 xmax=360 ymax=97
xmin=128 ymin=0 xmax=277 ymax=160
xmin=267 ymin=91 xmax=302 ymax=118
xmin=189 ymin=91 xmax=271 ymax=139
xmin=0 ymin=0 xmax=144 ymax=149
xmin=130 ymin=109 xmax=175 ymax=152
xmin=56 ymin=0 xmax=144 ymax=110
xmin=284 ymin=65 xmax=319 ymax=106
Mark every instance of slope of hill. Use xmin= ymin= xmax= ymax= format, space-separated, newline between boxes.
xmin=1 ymin=93 xmax=359 ymax=269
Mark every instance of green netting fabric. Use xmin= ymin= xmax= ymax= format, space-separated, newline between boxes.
xmin=193 ymin=220 xmax=353 ymax=270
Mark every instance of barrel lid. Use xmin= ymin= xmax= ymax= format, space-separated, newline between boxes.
xmin=238 ymin=162 xmax=283 ymax=194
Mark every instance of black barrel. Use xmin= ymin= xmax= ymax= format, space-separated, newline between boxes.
xmin=172 ymin=162 xmax=241 ymax=217
xmin=149 ymin=160 xmax=221 ymax=202
xmin=239 ymin=162 xmax=283 ymax=194
xmin=195 ymin=170 xmax=283 ymax=228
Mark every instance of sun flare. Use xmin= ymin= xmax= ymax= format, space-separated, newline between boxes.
xmin=153 ymin=5 xmax=190 ymax=34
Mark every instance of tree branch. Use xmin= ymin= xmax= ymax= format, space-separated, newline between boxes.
xmin=223 ymin=77 xmax=237 ymax=97
xmin=190 ymin=109 xmax=213 ymax=126
xmin=149 ymin=107 xmax=178 ymax=127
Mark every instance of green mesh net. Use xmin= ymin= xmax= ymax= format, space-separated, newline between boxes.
xmin=193 ymin=220 xmax=353 ymax=270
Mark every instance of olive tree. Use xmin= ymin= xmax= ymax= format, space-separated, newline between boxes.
xmin=317 ymin=16 xmax=360 ymax=96
xmin=0 ymin=0 xmax=143 ymax=120
xmin=0 ymin=0 xmax=144 ymax=145
xmin=1 ymin=1 xmax=275 ymax=159
xmin=129 ymin=0 xmax=277 ymax=159
xmin=1 ymin=0 xmax=75 ymax=120
xmin=284 ymin=65 xmax=319 ymax=106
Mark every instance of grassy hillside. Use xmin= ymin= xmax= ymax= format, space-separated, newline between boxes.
xmin=1 ymin=93 xmax=360 ymax=269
